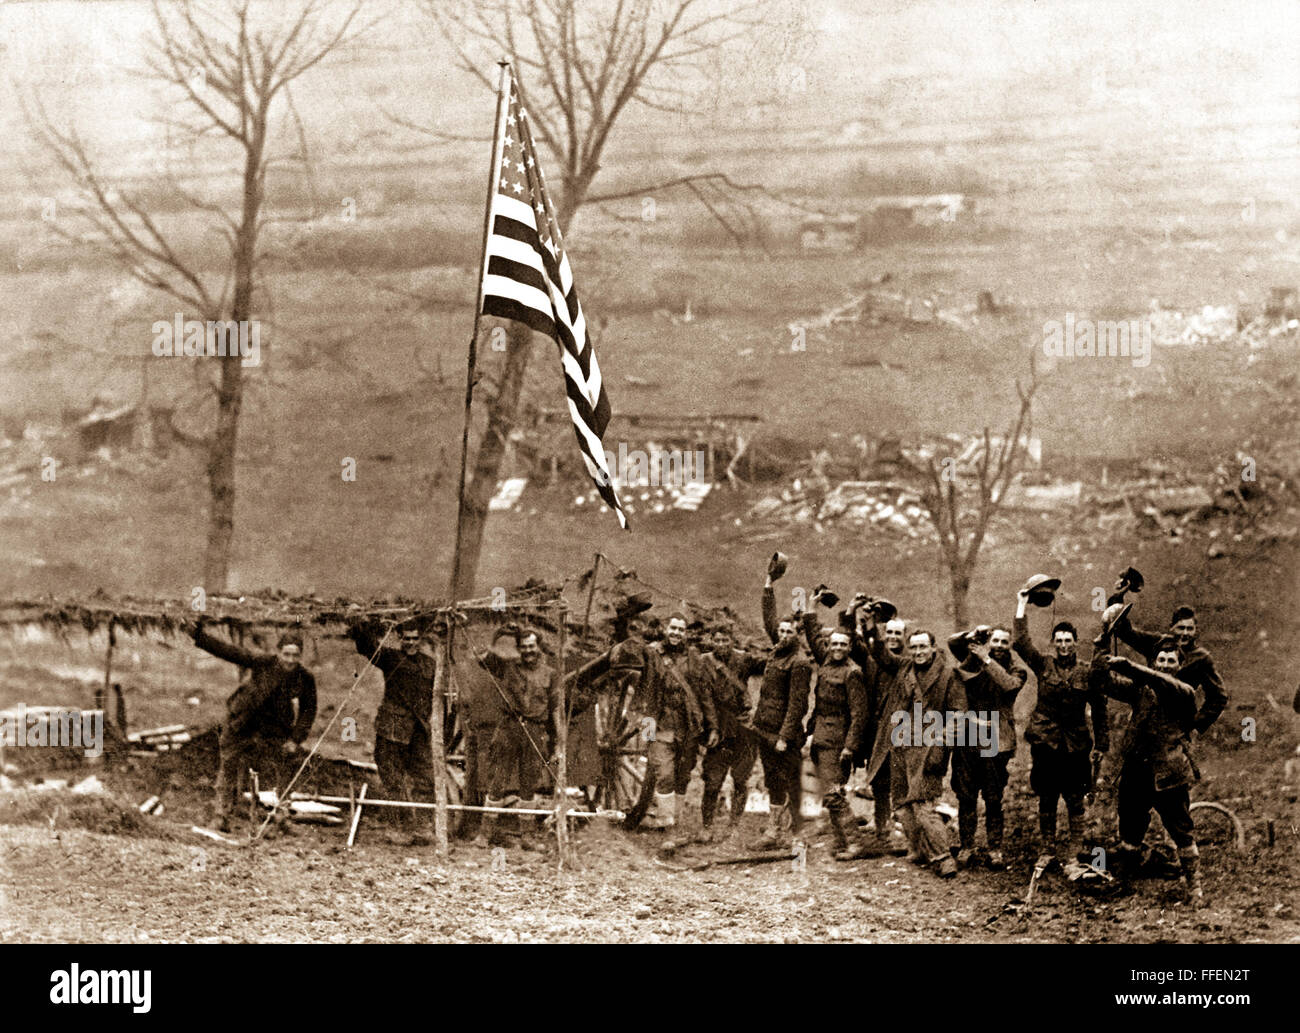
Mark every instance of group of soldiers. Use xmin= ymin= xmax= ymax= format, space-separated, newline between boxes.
xmin=184 ymin=553 xmax=1227 ymax=904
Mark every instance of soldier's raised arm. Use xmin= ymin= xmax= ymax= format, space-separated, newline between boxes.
xmin=1012 ymin=589 xmax=1046 ymax=676
xmin=193 ymin=619 xmax=267 ymax=670
xmin=1190 ymin=655 xmax=1228 ymax=734
xmin=761 ymin=551 xmax=787 ymax=644
xmin=800 ymin=609 xmax=828 ymax=665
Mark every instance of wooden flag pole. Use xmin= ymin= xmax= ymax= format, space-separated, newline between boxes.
xmin=580 ymin=552 xmax=601 ymax=641
xmin=554 ymin=599 xmax=571 ymax=867
xmin=449 ymin=60 xmax=512 ymax=599
xmin=430 ymin=621 xmax=452 ymax=857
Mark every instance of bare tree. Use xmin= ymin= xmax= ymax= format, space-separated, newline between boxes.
xmin=29 ymin=0 xmax=366 ymax=592
xmin=425 ymin=0 xmax=778 ymax=598
xmin=912 ymin=353 xmax=1040 ymax=627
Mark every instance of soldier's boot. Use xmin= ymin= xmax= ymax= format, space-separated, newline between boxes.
xmin=1038 ymin=807 xmax=1058 ymax=858
xmin=871 ymin=797 xmax=894 ymax=846
xmin=986 ymin=798 xmax=1006 ymax=869
xmin=956 ymin=809 xmax=978 ymax=868
xmin=1066 ymin=812 xmax=1087 ymax=862
xmin=517 ymin=796 xmax=545 ymax=851
xmin=483 ymin=795 xmax=506 ymax=847
xmin=653 ymin=793 xmax=680 ymax=853
xmin=731 ymin=781 xmax=750 ymax=822
xmin=825 ymin=792 xmax=849 ymax=854
xmin=788 ymin=788 xmax=805 ymax=839
xmin=1112 ymin=839 xmax=1145 ymax=874
xmin=697 ymin=788 xmax=719 ymax=844
xmin=674 ymin=792 xmax=690 ymax=841
xmin=490 ymin=795 xmax=523 ymax=847
xmin=1179 ymin=845 xmax=1205 ymax=907
xmin=897 ymin=805 xmax=924 ymax=863
xmin=829 ymin=795 xmax=870 ymax=861
xmin=758 ymin=803 xmax=788 ymax=850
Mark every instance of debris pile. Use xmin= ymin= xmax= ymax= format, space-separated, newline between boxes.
xmin=746 ymin=479 xmax=933 ymax=539
xmin=1148 ymin=303 xmax=1299 ymax=354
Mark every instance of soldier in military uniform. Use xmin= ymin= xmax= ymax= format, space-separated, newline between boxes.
xmin=1013 ymin=579 xmax=1109 ymax=861
xmin=191 ymin=618 xmax=317 ymax=832
xmin=798 ymin=613 xmax=871 ymax=860
xmin=753 ymin=555 xmax=812 ymax=849
xmin=863 ymin=626 xmax=964 ymax=878
xmin=698 ymin=621 xmax=763 ymax=840
xmin=819 ymin=590 xmax=903 ymax=847
xmin=645 ymin=613 xmax=718 ymax=849
xmin=946 ymin=624 xmax=1027 ymax=869
xmin=473 ymin=625 xmax=559 ymax=848
xmin=1106 ymin=571 xmax=1228 ymax=740
xmin=1091 ymin=634 xmax=1205 ymax=904
xmin=348 ymin=619 xmax=438 ymax=844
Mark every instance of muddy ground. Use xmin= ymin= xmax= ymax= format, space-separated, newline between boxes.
xmin=2 ymin=768 xmax=1296 ymax=944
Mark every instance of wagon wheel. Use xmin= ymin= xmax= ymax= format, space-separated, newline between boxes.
xmin=593 ymin=683 xmax=655 ymax=829
xmin=1189 ymin=800 xmax=1245 ymax=853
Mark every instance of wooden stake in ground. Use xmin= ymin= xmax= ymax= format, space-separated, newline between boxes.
xmin=430 ymin=623 xmax=451 ymax=857
xmin=99 ymin=620 xmax=116 ymax=712
xmin=346 ymin=784 xmax=368 ymax=850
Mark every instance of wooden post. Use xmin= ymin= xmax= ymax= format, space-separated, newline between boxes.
xmin=553 ymin=602 xmax=571 ymax=867
xmin=430 ymin=619 xmax=451 ymax=858
xmin=100 ymin=620 xmax=116 ymax=712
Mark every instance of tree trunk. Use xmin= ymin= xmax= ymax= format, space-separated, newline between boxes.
xmin=202 ymin=117 xmax=264 ymax=592
xmin=949 ymin=568 xmax=971 ymax=628
xmin=450 ymin=321 xmax=534 ymax=600
xmin=203 ymin=356 xmax=244 ymax=591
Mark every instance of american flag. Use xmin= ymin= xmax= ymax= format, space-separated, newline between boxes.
xmin=479 ymin=77 xmax=628 ymax=529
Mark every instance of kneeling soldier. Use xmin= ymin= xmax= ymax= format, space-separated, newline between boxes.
xmin=192 ymin=618 xmax=317 ymax=832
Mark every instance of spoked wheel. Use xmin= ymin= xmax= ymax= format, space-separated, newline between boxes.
xmin=1189 ymin=800 xmax=1245 ymax=854
xmin=439 ymin=697 xmax=467 ymax=837
xmin=593 ymin=683 xmax=654 ymax=829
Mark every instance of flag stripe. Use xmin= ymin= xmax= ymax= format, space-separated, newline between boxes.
xmin=477 ymin=74 xmax=626 ymax=527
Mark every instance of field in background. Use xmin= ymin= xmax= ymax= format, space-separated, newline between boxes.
xmin=0 ymin=0 xmax=1296 ymax=616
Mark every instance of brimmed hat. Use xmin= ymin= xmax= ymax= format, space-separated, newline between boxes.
xmin=614 ymin=592 xmax=654 ymax=620
xmin=767 ymin=551 xmax=788 ymax=580
xmin=814 ymin=584 xmax=840 ymax=609
xmin=1118 ymin=565 xmax=1144 ymax=592
xmin=869 ymin=598 xmax=898 ymax=623
xmin=1096 ymin=601 xmax=1132 ymax=641
xmin=1021 ymin=574 xmax=1061 ymax=607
